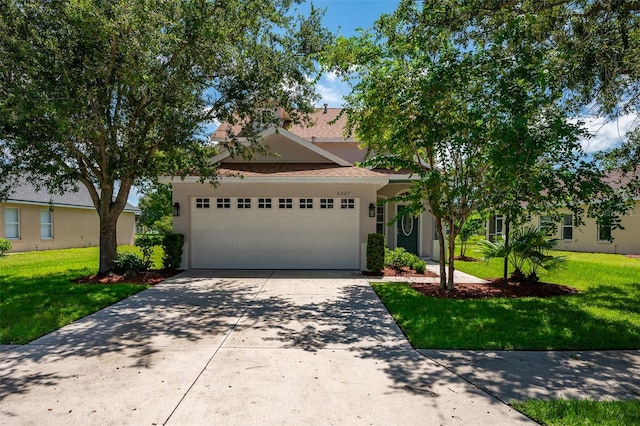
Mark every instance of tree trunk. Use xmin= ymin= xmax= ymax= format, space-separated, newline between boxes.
xmin=436 ymin=217 xmax=447 ymax=290
xmin=98 ymin=212 xmax=119 ymax=275
xmin=503 ymin=216 xmax=510 ymax=280
xmin=447 ymin=231 xmax=456 ymax=290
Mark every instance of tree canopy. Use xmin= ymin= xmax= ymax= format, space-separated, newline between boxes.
xmin=0 ymin=0 xmax=331 ymax=273
xmin=324 ymin=0 xmax=632 ymax=288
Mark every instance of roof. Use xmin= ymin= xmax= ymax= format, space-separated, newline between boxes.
xmin=217 ymin=163 xmax=386 ymax=178
xmin=211 ymin=107 xmax=353 ymax=142
xmin=4 ymin=179 xmax=139 ymax=212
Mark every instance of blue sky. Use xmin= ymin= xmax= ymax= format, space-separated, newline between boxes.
xmin=299 ymin=1 xmax=400 ymax=107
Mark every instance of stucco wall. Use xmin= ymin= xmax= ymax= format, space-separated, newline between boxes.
xmin=171 ymin=181 xmax=379 ymax=269
xmin=376 ymin=183 xmax=434 ymax=258
xmin=531 ymin=200 xmax=640 ymax=255
xmin=0 ymin=203 xmax=137 ymax=252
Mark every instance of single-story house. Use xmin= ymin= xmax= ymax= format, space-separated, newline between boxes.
xmin=165 ymin=106 xmax=438 ymax=270
xmin=1 ymin=180 xmax=138 ymax=252
xmin=488 ymin=171 xmax=640 ymax=255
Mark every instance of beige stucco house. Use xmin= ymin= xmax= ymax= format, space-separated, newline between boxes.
xmin=1 ymin=180 xmax=138 ymax=252
xmin=166 ymin=107 xmax=436 ymax=270
xmin=532 ymin=199 xmax=640 ymax=255
xmin=488 ymin=169 xmax=640 ymax=255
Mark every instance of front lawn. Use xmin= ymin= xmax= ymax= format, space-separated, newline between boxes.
xmin=512 ymin=399 xmax=640 ymax=425
xmin=373 ymin=246 xmax=640 ymax=350
xmin=0 ymin=246 xmax=159 ymax=344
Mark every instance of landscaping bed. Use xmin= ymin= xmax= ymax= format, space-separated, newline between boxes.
xmin=410 ymin=278 xmax=578 ymax=299
xmin=73 ymin=269 xmax=180 ymax=285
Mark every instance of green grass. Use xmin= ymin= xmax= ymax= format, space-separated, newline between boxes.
xmin=0 ymin=246 xmax=162 ymax=344
xmin=512 ymin=399 xmax=640 ymax=425
xmin=373 ymin=238 xmax=640 ymax=349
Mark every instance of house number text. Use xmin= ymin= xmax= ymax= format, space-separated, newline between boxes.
xmin=337 ymin=191 xmax=351 ymax=196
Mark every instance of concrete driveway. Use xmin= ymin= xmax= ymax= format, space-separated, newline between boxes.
xmin=0 ymin=270 xmax=531 ymax=425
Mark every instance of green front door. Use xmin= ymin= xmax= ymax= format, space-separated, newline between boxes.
xmin=396 ymin=207 xmax=418 ymax=255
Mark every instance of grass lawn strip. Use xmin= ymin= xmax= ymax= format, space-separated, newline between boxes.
xmin=372 ymin=242 xmax=640 ymax=350
xmin=0 ymin=246 xmax=162 ymax=344
xmin=512 ymin=399 xmax=640 ymax=426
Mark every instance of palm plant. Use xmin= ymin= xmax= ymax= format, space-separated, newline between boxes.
xmin=478 ymin=225 xmax=566 ymax=282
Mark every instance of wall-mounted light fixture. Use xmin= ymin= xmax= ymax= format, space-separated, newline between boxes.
xmin=173 ymin=202 xmax=180 ymax=217
xmin=369 ymin=203 xmax=376 ymax=218
xmin=49 ymin=198 xmax=54 ymax=212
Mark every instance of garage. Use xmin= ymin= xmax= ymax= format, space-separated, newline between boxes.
xmin=190 ymin=196 xmax=360 ymax=269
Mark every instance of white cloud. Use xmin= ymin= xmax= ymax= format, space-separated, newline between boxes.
xmin=315 ymin=72 xmax=351 ymax=107
xmin=578 ymin=113 xmax=638 ymax=153
xmin=324 ymin=71 xmax=339 ymax=83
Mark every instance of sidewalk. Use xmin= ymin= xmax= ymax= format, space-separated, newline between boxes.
xmin=420 ymin=350 xmax=640 ymax=403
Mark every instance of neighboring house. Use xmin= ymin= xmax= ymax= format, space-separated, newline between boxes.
xmin=1 ymin=180 xmax=138 ymax=252
xmin=488 ymin=171 xmax=640 ymax=255
xmin=164 ymin=106 xmax=438 ymax=270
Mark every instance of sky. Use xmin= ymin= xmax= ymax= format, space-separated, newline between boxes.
xmin=129 ymin=0 xmax=633 ymax=205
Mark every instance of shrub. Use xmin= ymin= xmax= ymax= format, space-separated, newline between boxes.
xmin=135 ymin=233 xmax=162 ymax=266
xmin=479 ymin=225 xmax=566 ymax=282
xmin=113 ymin=252 xmax=149 ymax=274
xmin=162 ymin=233 xmax=184 ymax=269
xmin=366 ymin=233 xmax=385 ymax=273
xmin=413 ymin=259 xmax=426 ymax=274
xmin=385 ymin=247 xmax=417 ymax=270
xmin=0 ymin=239 xmax=12 ymax=256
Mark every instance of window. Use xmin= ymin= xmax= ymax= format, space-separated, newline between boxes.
xmin=488 ymin=214 xmax=503 ymax=242
xmin=562 ymin=215 xmax=573 ymax=240
xmin=341 ymin=198 xmax=355 ymax=209
xmin=539 ymin=215 xmax=555 ymax=236
xmin=216 ymin=198 xmax=230 ymax=209
xmin=41 ymin=210 xmax=53 ymax=239
xmin=376 ymin=205 xmax=385 ymax=234
xmin=196 ymin=198 xmax=210 ymax=209
xmin=237 ymin=198 xmax=251 ymax=209
xmin=278 ymin=198 xmax=292 ymax=209
xmin=299 ymin=198 xmax=313 ymax=209
xmin=598 ymin=216 xmax=613 ymax=242
xmin=320 ymin=198 xmax=334 ymax=209
xmin=4 ymin=207 xmax=19 ymax=239
xmin=258 ymin=198 xmax=272 ymax=209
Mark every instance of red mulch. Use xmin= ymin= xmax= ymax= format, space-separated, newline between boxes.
xmin=362 ymin=266 xmax=439 ymax=278
xmin=410 ymin=278 xmax=579 ymax=299
xmin=73 ymin=269 xmax=181 ymax=286
xmin=624 ymin=254 xmax=640 ymax=258
xmin=453 ymin=255 xmax=480 ymax=262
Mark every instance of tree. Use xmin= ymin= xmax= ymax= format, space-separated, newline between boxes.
xmin=138 ymin=183 xmax=173 ymax=234
xmin=0 ymin=0 xmax=331 ymax=274
xmin=324 ymin=0 xmax=599 ymax=289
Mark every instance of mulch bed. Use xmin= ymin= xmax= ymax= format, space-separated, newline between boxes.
xmin=624 ymin=254 xmax=640 ymax=258
xmin=73 ymin=269 xmax=181 ymax=286
xmin=410 ymin=278 xmax=579 ymax=299
xmin=362 ymin=266 xmax=439 ymax=278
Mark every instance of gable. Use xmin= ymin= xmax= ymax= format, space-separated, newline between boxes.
xmin=212 ymin=127 xmax=351 ymax=166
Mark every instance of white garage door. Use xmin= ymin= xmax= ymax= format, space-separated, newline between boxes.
xmin=191 ymin=197 xmax=360 ymax=269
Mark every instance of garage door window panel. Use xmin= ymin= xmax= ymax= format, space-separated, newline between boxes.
xmin=217 ymin=198 xmax=230 ymax=208
xmin=320 ymin=198 xmax=334 ymax=209
xmin=258 ymin=198 xmax=272 ymax=209
xmin=238 ymin=198 xmax=251 ymax=209
xmin=196 ymin=198 xmax=210 ymax=209
xmin=279 ymin=198 xmax=293 ymax=209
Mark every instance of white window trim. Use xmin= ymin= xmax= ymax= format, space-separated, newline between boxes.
xmin=41 ymin=209 xmax=53 ymax=239
xmin=4 ymin=207 xmax=20 ymax=240
xmin=561 ymin=215 xmax=573 ymax=240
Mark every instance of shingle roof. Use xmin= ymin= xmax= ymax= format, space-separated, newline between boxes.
xmin=211 ymin=107 xmax=352 ymax=142
xmin=217 ymin=163 xmax=386 ymax=178
xmin=5 ymin=179 xmax=139 ymax=212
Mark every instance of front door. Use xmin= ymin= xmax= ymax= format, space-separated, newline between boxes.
xmin=396 ymin=207 xmax=418 ymax=255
